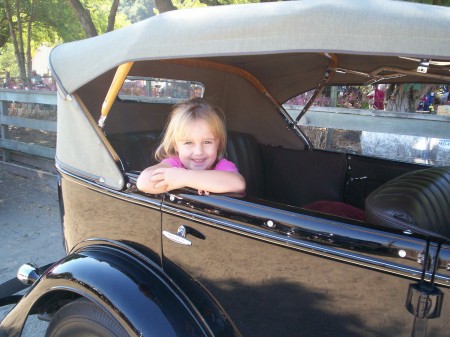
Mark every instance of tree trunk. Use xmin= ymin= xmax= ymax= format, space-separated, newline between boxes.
xmin=385 ymin=84 xmax=433 ymax=113
xmin=68 ymin=0 xmax=98 ymax=37
xmin=26 ymin=0 xmax=36 ymax=81
xmin=107 ymin=0 xmax=120 ymax=32
xmin=0 ymin=11 xmax=10 ymax=49
xmin=15 ymin=0 xmax=26 ymax=81
xmin=155 ymin=0 xmax=176 ymax=13
xmin=4 ymin=0 xmax=26 ymax=82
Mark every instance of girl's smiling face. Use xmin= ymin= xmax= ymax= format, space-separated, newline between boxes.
xmin=175 ymin=118 xmax=219 ymax=170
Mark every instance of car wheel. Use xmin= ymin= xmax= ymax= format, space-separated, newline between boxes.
xmin=45 ymin=298 xmax=128 ymax=337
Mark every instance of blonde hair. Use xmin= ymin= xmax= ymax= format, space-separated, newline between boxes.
xmin=155 ymin=98 xmax=227 ymax=162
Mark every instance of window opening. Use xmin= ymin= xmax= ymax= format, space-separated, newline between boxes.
xmin=118 ymin=76 xmax=205 ymax=104
xmin=284 ymin=84 xmax=450 ymax=166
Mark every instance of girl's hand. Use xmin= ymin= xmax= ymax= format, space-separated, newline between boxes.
xmin=150 ymin=167 xmax=186 ymax=192
xmin=151 ymin=168 xmax=211 ymax=195
xmin=136 ymin=162 xmax=173 ymax=194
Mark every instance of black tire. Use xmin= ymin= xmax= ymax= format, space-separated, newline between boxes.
xmin=45 ymin=298 xmax=128 ymax=337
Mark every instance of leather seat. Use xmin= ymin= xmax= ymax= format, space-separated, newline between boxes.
xmin=365 ymin=166 xmax=450 ymax=240
xmin=226 ymin=132 xmax=264 ymax=198
xmin=108 ymin=131 xmax=162 ymax=172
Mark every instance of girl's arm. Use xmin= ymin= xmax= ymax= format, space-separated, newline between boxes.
xmin=151 ymin=167 xmax=246 ymax=195
xmin=138 ymin=165 xmax=246 ymax=195
xmin=136 ymin=162 xmax=173 ymax=194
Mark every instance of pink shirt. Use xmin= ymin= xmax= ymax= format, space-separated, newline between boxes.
xmin=162 ymin=157 xmax=238 ymax=172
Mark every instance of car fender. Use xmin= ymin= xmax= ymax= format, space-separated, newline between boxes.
xmin=0 ymin=240 xmax=239 ymax=337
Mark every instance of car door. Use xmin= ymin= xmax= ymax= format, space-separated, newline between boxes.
xmin=161 ymin=191 xmax=450 ymax=337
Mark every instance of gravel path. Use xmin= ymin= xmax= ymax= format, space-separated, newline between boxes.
xmin=0 ymin=166 xmax=65 ymax=336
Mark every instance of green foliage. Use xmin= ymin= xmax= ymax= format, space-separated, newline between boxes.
xmin=0 ymin=0 xmax=80 ymax=76
xmin=121 ymin=0 xmax=156 ymax=23
xmin=37 ymin=0 xmax=85 ymax=42
xmin=198 ymin=0 xmax=258 ymax=5
xmin=0 ymin=43 xmax=18 ymax=75
xmin=78 ymin=0 xmax=130 ymax=33
xmin=0 ymin=5 xmax=9 ymax=49
xmin=217 ymin=0 xmax=259 ymax=4
xmin=172 ymin=0 xmax=207 ymax=9
xmin=0 ymin=0 xmax=135 ymax=76
xmin=173 ymin=0 xmax=259 ymax=9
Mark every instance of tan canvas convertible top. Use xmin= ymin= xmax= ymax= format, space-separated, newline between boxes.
xmin=50 ymin=0 xmax=450 ymax=101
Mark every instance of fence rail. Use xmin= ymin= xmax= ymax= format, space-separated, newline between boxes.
xmin=1 ymin=90 xmax=449 ymax=170
xmin=0 ymin=90 xmax=57 ymax=165
xmin=286 ymin=106 xmax=450 ymax=139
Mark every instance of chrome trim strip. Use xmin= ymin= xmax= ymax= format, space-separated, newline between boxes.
xmin=56 ymin=165 xmax=450 ymax=287
xmin=161 ymin=196 xmax=450 ymax=287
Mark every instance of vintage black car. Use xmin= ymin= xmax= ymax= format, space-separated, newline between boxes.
xmin=1 ymin=0 xmax=450 ymax=336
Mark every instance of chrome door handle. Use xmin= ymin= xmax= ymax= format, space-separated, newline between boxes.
xmin=162 ymin=225 xmax=192 ymax=246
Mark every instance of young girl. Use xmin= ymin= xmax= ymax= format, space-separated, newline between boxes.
xmin=136 ymin=98 xmax=246 ymax=195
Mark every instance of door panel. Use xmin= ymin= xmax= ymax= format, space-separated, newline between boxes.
xmin=161 ymin=193 xmax=450 ymax=337
xmin=59 ymin=174 xmax=162 ymax=262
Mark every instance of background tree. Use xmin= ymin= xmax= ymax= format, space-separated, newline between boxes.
xmin=107 ymin=0 xmax=120 ymax=32
xmin=155 ymin=0 xmax=176 ymax=12
xmin=2 ymin=0 xmax=35 ymax=82
xmin=121 ymin=0 xmax=156 ymax=23
xmin=37 ymin=0 xmax=86 ymax=42
xmin=1 ymin=0 xmax=133 ymax=78
xmin=67 ymin=0 xmax=98 ymax=36
xmin=67 ymin=0 xmax=130 ymax=37
xmin=385 ymin=83 xmax=434 ymax=112
xmin=0 ymin=5 xmax=9 ymax=48
xmin=1 ymin=0 xmax=93 ymax=78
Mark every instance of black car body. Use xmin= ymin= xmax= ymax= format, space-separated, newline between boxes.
xmin=1 ymin=1 xmax=450 ymax=336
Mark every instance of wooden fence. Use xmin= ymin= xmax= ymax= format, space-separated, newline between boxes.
xmin=0 ymin=90 xmax=56 ymax=171
xmin=1 ymin=90 xmax=449 ymax=171
xmin=284 ymin=106 xmax=450 ymax=139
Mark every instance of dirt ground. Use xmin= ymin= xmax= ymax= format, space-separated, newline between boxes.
xmin=0 ymin=166 xmax=65 ymax=335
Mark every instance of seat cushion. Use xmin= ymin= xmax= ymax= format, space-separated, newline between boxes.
xmin=226 ymin=132 xmax=265 ymax=198
xmin=303 ymin=200 xmax=365 ymax=221
xmin=107 ymin=131 xmax=162 ymax=171
xmin=365 ymin=166 xmax=450 ymax=239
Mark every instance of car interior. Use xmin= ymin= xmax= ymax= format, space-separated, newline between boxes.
xmin=105 ymin=128 xmax=450 ymax=240
xmin=73 ymin=58 xmax=450 ymax=241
